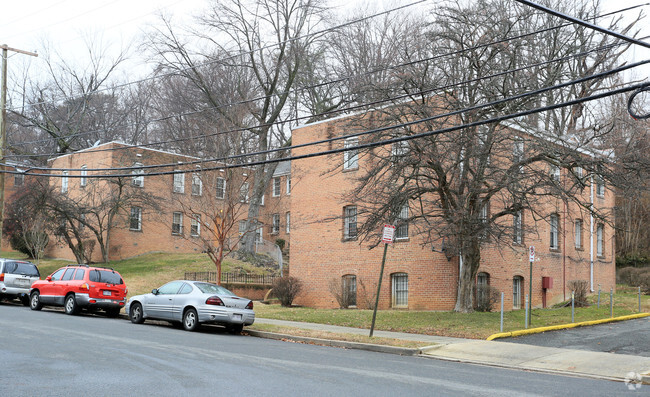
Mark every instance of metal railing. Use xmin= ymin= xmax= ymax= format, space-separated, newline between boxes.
xmin=184 ymin=271 xmax=277 ymax=285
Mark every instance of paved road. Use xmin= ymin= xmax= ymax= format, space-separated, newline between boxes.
xmin=0 ymin=304 xmax=636 ymax=396
xmin=508 ymin=317 xmax=650 ymax=357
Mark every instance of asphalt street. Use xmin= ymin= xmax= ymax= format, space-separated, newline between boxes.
xmin=0 ymin=304 xmax=636 ymax=396
xmin=508 ymin=317 xmax=650 ymax=357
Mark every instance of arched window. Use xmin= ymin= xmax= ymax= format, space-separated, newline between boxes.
xmin=342 ymin=275 xmax=356 ymax=308
xmin=391 ymin=273 xmax=408 ymax=308
xmin=513 ymin=276 xmax=524 ymax=309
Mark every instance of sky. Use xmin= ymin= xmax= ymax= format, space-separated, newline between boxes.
xmin=1 ymin=1 xmax=649 ymax=89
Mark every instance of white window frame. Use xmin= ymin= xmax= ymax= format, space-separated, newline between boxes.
xmin=240 ymin=182 xmax=249 ymax=203
xmin=513 ymin=276 xmax=523 ymax=309
xmin=597 ymin=223 xmax=604 ymax=256
xmin=574 ymin=219 xmax=583 ymax=249
xmin=596 ymin=175 xmax=605 ymax=198
xmin=216 ymin=177 xmax=226 ymax=199
xmin=344 ymin=206 xmax=357 ymax=240
xmin=513 ymin=211 xmax=523 ymax=244
xmin=391 ymin=273 xmax=408 ymax=308
xmin=173 ymin=172 xmax=185 ymax=193
xmin=342 ymin=275 xmax=357 ymax=308
xmin=391 ymin=140 xmax=409 ymax=162
xmin=272 ymin=177 xmax=281 ymax=197
xmin=238 ymin=220 xmax=247 ymax=236
xmin=343 ymin=137 xmax=359 ymax=170
xmin=286 ymin=175 xmax=291 ymax=195
xmin=190 ymin=214 xmax=201 ymax=237
xmin=550 ymin=164 xmax=560 ymax=181
xmin=80 ymin=165 xmax=88 ymax=187
xmin=61 ymin=171 xmax=69 ymax=193
xmin=191 ymin=173 xmax=202 ymax=196
xmin=130 ymin=207 xmax=142 ymax=231
xmin=132 ymin=162 xmax=144 ymax=187
xmin=550 ymin=214 xmax=559 ymax=250
xmin=395 ymin=205 xmax=409 ymax=240
xmin=172 ymin=212 xmax=183 ymax=235
xmin=286 ymin=212 xmax=290 ymax=234
xmin=272 ymin=213 xmax=280 ymax=234
xmin=513 ymin=137 xmax=524 ymax=173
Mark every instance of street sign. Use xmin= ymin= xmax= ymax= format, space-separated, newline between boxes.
xmin=382 ymin=224 xmax=395 ymax=244
xmin=529 ymin=246 xmax=535 ymax=262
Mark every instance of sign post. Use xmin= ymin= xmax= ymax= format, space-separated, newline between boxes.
xmin=369 ymin=224 xmax=395 ymax=337
xmin=528 ymin=246 xmax=534 ymax=326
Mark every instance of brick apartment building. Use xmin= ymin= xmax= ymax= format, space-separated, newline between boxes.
xmin=43 ymin=142 xmax=291 ymax=262
xmin=289 ymin=113 xmax=616 ymax=311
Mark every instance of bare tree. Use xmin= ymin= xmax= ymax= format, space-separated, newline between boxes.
xmin=343 ymin=0 xmax=640 ymax=312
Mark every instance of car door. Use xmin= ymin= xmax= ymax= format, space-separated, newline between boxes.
xmin=38 ymin=268 xmax=66 ymax=304
xmin=145 ymin=281 xmax=183 ymax=320
xmin=170 ymin=283 xmax=194 ymax=321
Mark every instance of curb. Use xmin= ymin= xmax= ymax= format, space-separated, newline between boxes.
xmin=246 ymin=329 xmax=422 ymax=356
xmin=486 ymin=313 xmax=650 ymax=340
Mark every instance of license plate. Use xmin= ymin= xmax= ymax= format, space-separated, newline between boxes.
xmin=103 ymin=291 xmax=111 ymax=296
xmin=16 ymin=279 xmax=29 ymax=286
xmin=233 ymin=313 xmax=242 ymax=321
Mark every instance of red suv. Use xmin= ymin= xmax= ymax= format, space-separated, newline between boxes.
xmin=30 ymin=265 xmax=127 ymax=317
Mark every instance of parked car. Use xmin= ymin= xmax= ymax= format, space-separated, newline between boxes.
xmin=29 ymin=264 xmax=127 ymax=317
xmin=0 ymin=259 xmax=40 ymax=305
xmin=125 ymin=280 xmax=255 ymax=334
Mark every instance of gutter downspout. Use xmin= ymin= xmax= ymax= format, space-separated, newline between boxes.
xmin=590 ymin=173 xmax=594 ymax=292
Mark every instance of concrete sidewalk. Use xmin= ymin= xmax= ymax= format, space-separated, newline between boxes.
xmin=251 ymin=318 xmax=650 ymax=385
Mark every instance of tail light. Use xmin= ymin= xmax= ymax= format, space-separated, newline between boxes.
xmin=246 ymin=301 xmax=253 ymax=310
xmin=205 ymin=296 xmax=224 ymax=306
xmin=0 ymin=273 xmax=4 ymax=282
xmin=79 ymin=283 xmax=89 ymax=291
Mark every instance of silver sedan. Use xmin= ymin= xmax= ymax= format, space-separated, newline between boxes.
xmin=125 ymin=280 xmax=255 ymax=334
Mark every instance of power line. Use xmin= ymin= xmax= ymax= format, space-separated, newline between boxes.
xmin=7 ymin=65 xmax=649 ymax=176
xmin=8 ymin=2 xmax=643 ymax=148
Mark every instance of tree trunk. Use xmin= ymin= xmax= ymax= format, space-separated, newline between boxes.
xmin=454 ymin=238 xmax=481 ymax=312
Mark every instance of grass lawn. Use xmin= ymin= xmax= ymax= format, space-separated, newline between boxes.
xmin=5 ymin=250 xmax=647 ymax=341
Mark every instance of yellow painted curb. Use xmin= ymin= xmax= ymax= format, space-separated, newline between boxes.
xmin=486 ymin=313 xmax=650 ymax=341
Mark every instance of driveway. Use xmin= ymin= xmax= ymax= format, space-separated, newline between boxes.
xmin=507 ymin=316 xmax=650 ymax=357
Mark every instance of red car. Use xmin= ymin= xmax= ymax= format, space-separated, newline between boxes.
xmin=29 ymin=264 xmax=127 ymax=317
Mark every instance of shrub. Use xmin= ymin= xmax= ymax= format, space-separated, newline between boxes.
xmin=567 ymin=280 xmax=589 ymax=307
xmin=275 ymin=238 xmax=286 ymax=251
xmin=272 ymin=276 xmax=302 ymax=307
xmin=474 ymin=285 xmax=501 ymax=312
xmin=617 ymin=267 xmax=642 ymax=285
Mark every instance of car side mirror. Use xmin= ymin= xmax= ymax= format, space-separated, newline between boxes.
xmin=46 ymin=276 xmax=52 ymax=282
xmin=152 ymin=289 xmax=158 ymax=295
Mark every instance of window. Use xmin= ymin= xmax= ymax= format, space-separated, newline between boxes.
xmin=239 ymin=182 xmax=249 ymax=203
xmin=550 ymin=214 xmax=559 ymax=249
xmin=62 ymin=268 xmax=75 ymax=281
xmin=391 ymin=140 xmax=409 ymax=162
xmin=550 ymin=164 xmax=560 ymax=181
xmin=80 ymin=165 xmax=88 ymax=187
xmin=158 ymin=281 xmax=183 ymax=295
xmin=574 ymin=166 xmax=583 ymax=179
xmin=191 ymin=215 xmax=200 ymax=237
xmin=477 ymin=272 xmax=489 ymax=308
xmin=272 ymin=213 xmax=280 ymax=234
xmin=239 ymin=220 xmax=247 ymax=236
xmin=130 ymin=207 xmax=142 ymax=231
xmin=273 ymin=177 xmax=281 ymax=197
xmin=191 ymin=174 xmax=202 ymax=196
xmin=513 ymin=137 xmax=524 ymax=173
xmin=50 ymin=269 xmax=66 ymax=281
xmin=513 ymin=211 xmax=523 ymax=244
xmin=391 ymin=273 xmax=408 ymax=308
xmin=343 ymin=137 xmax=359 ymax=170
xmin=513 ymin=276 xmax=523 ymax=309
xmin=172 ymin=212 xmax=183 ymax=235
xmin=574 ymin=219 xmax=583 ymax=249
xmin=256 ymin=226 xmax=263 ymax=242
xmin=74 ymin=269 xmax=85 ymax=280
xmin=132 ymin=163 xmax=144 ymax=187
xmin=14 ymin=172 xmax=24 ymax=187
xmin=216 ymin=177 xmax=226 ymax=199
xmin=479 ymin=201 xmax=488 ymax=238
xmin=260 ymin=194 xmax=265 ymax=206
xmin=597 ymin=223 xmax=604 ymax=256
xmin=343 ymin=206 xmax=357 ymax=240
xmin=595 ymin=175 xmax=605 ymax=197
xmin=395 ymin=205 xmax=409 ymax=240
xmin=61 ymin=171 xmax=69 ymax=193
xmin=286 ymin=212 xmax=290 ymax=234
xmin=286 ymin=175 xmax=291 ymax=195
xmin=178 ymin=283 xmax=193 ymax=295
xmin=78 ymin=214 xmax=86 ymax=231
xmin=173 ymin=172 xmax=185 ymax=193
xmin=342 ymin=275 xmax=357 ymax=308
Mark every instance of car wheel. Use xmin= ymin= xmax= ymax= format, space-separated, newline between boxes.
xmin=30 ymin=291 xmax=43 ymax=311
xmin=228 ymin=324 xmax=244 ymax=335
xmin=183 ymin=308 xmax=199 ymax=332
xmin=64 ymin=295 xmax=79 ymax=315
xmin=106 ymin=308 xmax=121 ymax=318
xmin=129 ymin=302 xmax=144 ymax=324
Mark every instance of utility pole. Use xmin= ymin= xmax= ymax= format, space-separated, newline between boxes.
xmin=0 ymin=44 xmax=38 ymax=251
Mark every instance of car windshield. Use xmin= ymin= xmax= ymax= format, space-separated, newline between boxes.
xmin=89 ymin=270 xmax=123 ymax=285
xmin=194 ymin=282 xmax=234 ymax=296
xmin=4 ymin=261 xmax=40 ymax=277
